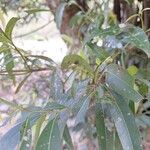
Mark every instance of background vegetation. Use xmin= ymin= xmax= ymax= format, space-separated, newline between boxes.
xmin=0 ymin=0 xmax=150 ymax=149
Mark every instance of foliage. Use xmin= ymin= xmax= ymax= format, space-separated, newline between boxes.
xmin=0 ymin=0 xmax=150 ymax=150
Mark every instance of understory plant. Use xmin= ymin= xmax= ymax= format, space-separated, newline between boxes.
xmin=0 ymin=3 xmax=150 ymax=150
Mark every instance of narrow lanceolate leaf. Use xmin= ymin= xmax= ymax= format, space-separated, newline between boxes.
xmin=95 ymin=108 xmax=107 ymax=150
xmin=4 ymin=49 xmax=15 ymax=82
xmin=18 ymin=118 xmax=32 ymax=150
xmin=0 ymin=28 xmax=10 ymax=43
xmin=123 ymin=26 xmax=150 ymax=58
xmin=61 ymin=54 xmax=94 ymax=77
xmin=36 ymin=117 xmax=62 ymax=150
xmin=15 ymin=73 xmax=31 ymax=93
xmin=75 ymin=95 xmax=90 ymax=125
xmin=0 ymin=123 xmax=22 ymax=150
xmin=5 ymin=17 xmax=19 ymax=40
xmin=50 ymin=69 xmax=63 ymax=100
xmin=106 ymin=92 xmax=142 ymax=150
xmin=63 ymin=125 xmax=73 ymax=150
xmin=55 ymin=2 xmax=67 ymax=29
xmin=105 ymin=64 xmax=143 ymax=102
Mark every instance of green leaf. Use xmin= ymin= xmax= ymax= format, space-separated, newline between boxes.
xmin=4 ymin=49 xmax=15 ymax=82
xmin=44 ymin=102 xmax=66 ymax=111
xmin=0 ymin=28 xmax=10 ymax=43
xmin=25 ymin=9 xmax=49 ymax=14
xmin=63 ymin=125 xmax=73 ymax=150
xmin=75 ymin=95 xmax=90 ymax=125
xmin=5 ymin=17 xmax=19 ymax=40
xmin=36 ymin=117 xmax=62 ymax=150
xmin=107 ymin=92 xmax=142 ymax=150
xmin=34 ymin=114 xmax=46 ymax=146
xmin=55 ymin=2 xmax=67 ymax=29
xmin=50 ymin=69 xmax=63 ymax=100
xmin=15 ymin=73 xmax=31 ymax=93
xmin=105 ymin=64 xmax=143 ymax=102
xmin=0 ymin=123 xmax=23 ymax=150
xmin=18 ymin=118 xmax=32 ymax=150
xmin=85 ymin=25 xmax=121 ymax=43
xmin=61 ymin=54 xmax=94 ymax=77
xmin=95 ymin=108 xmax=107 ymax=150
xmin=123 ymin=26 xmax=150 ymax=57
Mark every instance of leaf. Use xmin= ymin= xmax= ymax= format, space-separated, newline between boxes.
xmin=50 ymin=69 xmax=63 ymax=100
xmin=87 ymin=43 xmax=109 ymax=61
xmin=75 ymin=95 xmax=90 ymax=125
xmin=61 ymin=54 xmax=94 ymax=77
xmin=63 ymin=125 xmax=73 ymax=150
xmin=18 ymin=118 xmax=32 ymax=150
xmin=95 ymin=108 xmax=107 ymax=150
xmin=44 ymin=101 xmax=66 ymax=111
xmin=123 ymin=26 xmax=150 ymax=57
xmin=5 ymin=17 xmax=19 ymax=40
xmin=0 ymin=123 xmax=22 ymax=150
xmin=106 ymin=92 xmax=142 ymax=150
xmin=0 ymin=113 xmax=40 ymax=150
xmin=27 ymin=55 xmax=56 ymax=65
xmin=105 ymin=64 xmax=143 ymax=102
xmin=25 ymin=9 xmax=49 ymax=14
xmin=55 ymin=2 xmax=67 ymax=29
xmin=15 ymin=73 xmax=31 ymax=93
xmin=0 ymin=28 xmax=10 ymax=43
xmin=34 ymin=114 xmax=46 ymax=146
xmin=85 ymin=25 xmax=121 ymax=43
xmin=4 ymin=49 xmax=15 ymax=82
xmin=36 ymin=117 xmax=62 ymax=150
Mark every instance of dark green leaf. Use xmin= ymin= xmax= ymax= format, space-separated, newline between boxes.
xmin=50 ymin=69 xmax=63 ymax=100
xmin=75 ymin=95 xmax=90 ymax=125
xmin=36 ymin=117 xmax=62 ymax=150
xmin=123 ymin=26 xmax=150 ymax=57
xmin=63 ymin=125 xmax=73 ymax=150
xmin=95 ymin=108 xmax=107 ymax=150
xmin=61 ymin=54 xmax=94 ymax=77
xmin=105 ymin=64 xmax=143 ymax=102
xmin=4 ymin=49 xmax=15 ymax=82
xmin=106 ymin=92 xmax=142 ymax=150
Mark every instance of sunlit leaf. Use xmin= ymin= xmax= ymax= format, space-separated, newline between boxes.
xmin=5 ymin=17 xmax=19 ymax=40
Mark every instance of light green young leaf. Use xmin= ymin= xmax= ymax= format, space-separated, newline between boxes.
xmin=36 ymin=117 xmax=62 ymax=150
xmin=106 ymin=92 xmax=142 ymax=150
xmin=5 ymin=17 xmax=20 ymax=40
xmin=61 ymin=54 xmax=94 ymax=77
xmin=55 ymin=2 xmax=67 ymax=29
xmin=105 ymin=64 xmax=143 ymax=102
